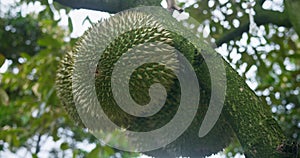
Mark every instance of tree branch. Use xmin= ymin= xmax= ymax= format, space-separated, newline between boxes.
xmin=53 ymin=0 xmax=293 ymax=47
xmin=35 ymin=133 xmax=42 ymax=154
xmin=53 ymin=0 xmax=161 ymax=13
xmin=216 ymin=7 xmax=292 ymax=46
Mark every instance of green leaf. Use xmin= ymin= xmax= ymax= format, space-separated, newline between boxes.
xmin=0 ymin=54 xmax=5 ymax=67
xmin=288 ymin=39 xmax=297 ymax=51
xmin=12 ymin=134 xmax=20 ymax=147
xmin=60 ymin=142 xmax=69 ymax=150
xmin=72 ymin=149 xmax=79 ymax=158
xmin=21 ymin=115 xmax=30 ymax=125
xmin=86 ymin=146 xmax=100 ymax=158
xmin=32 ymin=154 xmax=38 ymax=158
xmin=0 ymin=88 xmax=9 ymax=105
xmin=68 ymin=16 xmax=73 ymax=33
xmin=20 ymin=52 xmax=31 ymax=60
xmin=37 ymin=36 xmax=60 ymax=47
xmin=52 ymin=129 xmax=60 ymax=141
xmin=102 ymin=146 xmax=115 ymax=155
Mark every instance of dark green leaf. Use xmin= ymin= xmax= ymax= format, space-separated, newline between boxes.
xmin=0 ymin=54 xmax=5 ymax=67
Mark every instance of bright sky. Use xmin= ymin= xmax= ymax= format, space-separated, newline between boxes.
xmin=0 ymin=0 xmax=246 ymax=157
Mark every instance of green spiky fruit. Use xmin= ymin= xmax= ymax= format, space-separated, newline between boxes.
xmin=56 ymin=6 xmax=235 ymax=157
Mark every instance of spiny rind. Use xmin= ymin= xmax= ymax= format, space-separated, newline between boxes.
xmin=56 ymin=6 xmax=235 ymax=158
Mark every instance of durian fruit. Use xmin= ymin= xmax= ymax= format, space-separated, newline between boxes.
xmin=56 ymin=6 xmax=235 ymax=158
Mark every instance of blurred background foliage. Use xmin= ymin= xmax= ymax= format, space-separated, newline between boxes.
xmin=0 ymin=0 xmax=299 ymax=157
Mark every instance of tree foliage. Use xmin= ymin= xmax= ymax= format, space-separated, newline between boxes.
xmin=0 ymin=0 xmax=299 ymax=157
xmin=0 ymin=1 xmax=137 ymax=157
